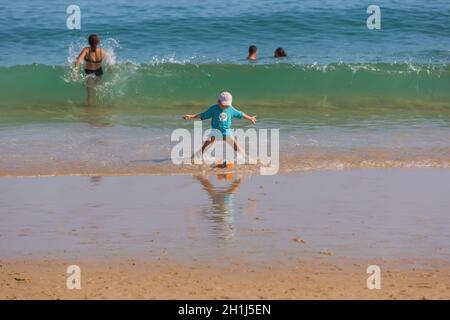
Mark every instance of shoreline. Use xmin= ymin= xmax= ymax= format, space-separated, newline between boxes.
xmin=0 ymin=160 xmax=449 ymax=178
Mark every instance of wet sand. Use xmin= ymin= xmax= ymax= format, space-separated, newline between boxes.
xmin=1 ymin=149 xmax=449 ymax=177
xmin=1 ymin=169 xmax=449 ymax=299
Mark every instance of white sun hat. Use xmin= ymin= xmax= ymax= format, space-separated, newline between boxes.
xmin=218 ymin=91 xmax=233 ymax=106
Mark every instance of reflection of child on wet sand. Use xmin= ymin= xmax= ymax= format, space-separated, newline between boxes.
xmin=183 ymin=91 xmax=256 ymax=161
xmin=195 ymin=174 xmax=241 ymax=196
xmin=194 ymin=174 xmax=242 ymax=241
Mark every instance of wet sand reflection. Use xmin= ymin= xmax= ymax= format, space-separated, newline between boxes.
xmin=194 ymin=174 xmax=242 ymax=242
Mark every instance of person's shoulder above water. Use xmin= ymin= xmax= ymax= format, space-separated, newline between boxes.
xmin=247 ymin=45 xmax=257 ymax=61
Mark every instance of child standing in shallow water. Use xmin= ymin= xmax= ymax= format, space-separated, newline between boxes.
xmin=183 ymin=91 xmax=257 ymax=161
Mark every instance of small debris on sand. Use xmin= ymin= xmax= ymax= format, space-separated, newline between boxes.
xmin=292 ymin=237 xmax=305 ymax=244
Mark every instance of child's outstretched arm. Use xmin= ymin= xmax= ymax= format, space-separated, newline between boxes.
xmin=183 ymin=114 xmax=201 ymax=120
xmin=243 ymin=113 xmax=257 ymax=125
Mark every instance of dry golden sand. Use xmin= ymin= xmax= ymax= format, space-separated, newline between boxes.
xmin=1 ymin=259 xmax=449 ymax=300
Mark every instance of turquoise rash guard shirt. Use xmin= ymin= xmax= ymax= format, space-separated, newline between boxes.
xmin=200 ymin=104 xmax=244 ymax=136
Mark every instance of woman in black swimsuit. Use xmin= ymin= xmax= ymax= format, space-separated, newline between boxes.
xmin=74 ymin=34 xmax=112 ymax=106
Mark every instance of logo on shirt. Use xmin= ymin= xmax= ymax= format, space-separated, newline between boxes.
xmin=219 ymin=112 xmax=228 ymax=122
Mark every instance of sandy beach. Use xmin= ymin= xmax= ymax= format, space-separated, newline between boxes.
xmin=1 ymin=0 xmax=449 ymax=303
xmin=1 ymin=169 xmax=449 ymax=299
xmin=2 ymin=259 xmax=449 ymax=300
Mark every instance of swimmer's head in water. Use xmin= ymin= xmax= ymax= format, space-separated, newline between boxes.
xmin=274 ymin=47 xmax=287 ymax=58
xmin=88 ymin=34 xmax=100 ymax=48
xmin=247 ymin=45 xmax=257 ymax=60
xmin=248 ymin=45 xmax=257 ymax=55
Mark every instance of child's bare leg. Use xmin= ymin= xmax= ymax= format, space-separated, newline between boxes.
xmin=192 ymin=136 xmax=216 ymax=162
xmin=225 ymin=136 xmax=258 ymax=164
xmin=202 ymin=136 xmax=216 ymax=152
xmin=224 ymin=136 xmax=241 ymax=152
xmin=225 ymin=136 xmax=246 ymax=160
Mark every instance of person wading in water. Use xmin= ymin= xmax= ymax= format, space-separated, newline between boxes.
xmin=74 ymin=34 xmax=112 ymax=106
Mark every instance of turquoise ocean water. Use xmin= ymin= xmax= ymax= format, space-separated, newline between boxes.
xmin=0 ymin=0 xmax=449 ymax=175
